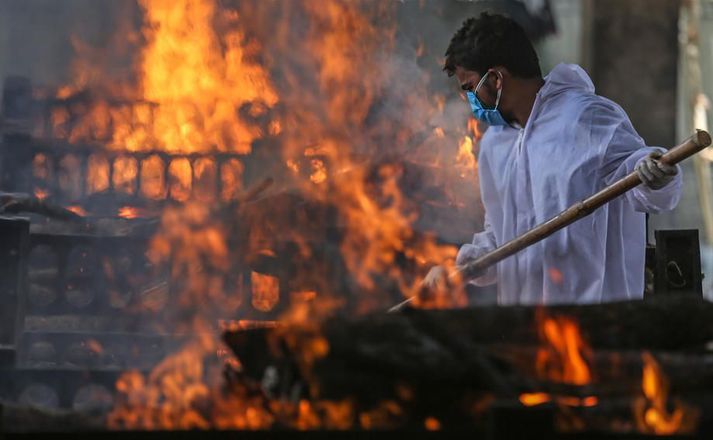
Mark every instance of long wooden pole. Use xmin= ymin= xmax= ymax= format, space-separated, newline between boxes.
xmin=456 ymin=129 xmax=711 ymax=280
xmin=389 ymin=130 xmax=712 ymax=312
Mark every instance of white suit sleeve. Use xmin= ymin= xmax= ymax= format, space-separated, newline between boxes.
xmin=587 ymin=103 xmax=682 ymax=213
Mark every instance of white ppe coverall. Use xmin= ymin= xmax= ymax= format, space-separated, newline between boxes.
xmin=457 ymin=64 xmax=682 ymax=305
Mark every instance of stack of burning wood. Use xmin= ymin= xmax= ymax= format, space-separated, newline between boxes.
xmin=224 ymin=295 xmax=713 ymax=437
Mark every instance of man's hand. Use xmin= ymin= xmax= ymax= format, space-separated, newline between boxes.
xmin=420 ymin=265 xmax=450 ymax=292
xmin=636 ymin=151 xmax=678 ymax=190
xmin=416 ymin=265 xmax=465 ymax=308
xmin=456 ymin=243 xmax=482 ymax=266
xmin=455 ymin=243 xmax=490 ymax=280
xmin=418 ymin=243 xmax=489 ymax=302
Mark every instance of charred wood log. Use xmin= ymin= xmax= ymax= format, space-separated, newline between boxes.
xmin=0 ymin=402 xmax=103 ymax=432
xmin=0 ymin=192 xmax=82 ymax=222
xmin=225 ymin=296 xmax=713 ymax=406
xmin=381 ymin=295 xmax=713 ymax=350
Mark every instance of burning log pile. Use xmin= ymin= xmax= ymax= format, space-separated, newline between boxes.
xmin=224 ymin=295 xmax=713 ymax=436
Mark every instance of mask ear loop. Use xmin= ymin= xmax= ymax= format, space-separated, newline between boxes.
xmin=474 ymin=70 xmax=502 ymax=110
xmin=473 ymin=71 xmax=490 ymax=107
xmin=491 ymin=70 xmax=515 ymax=128
xmin=493 ymin=70 xmax=503 ymax=110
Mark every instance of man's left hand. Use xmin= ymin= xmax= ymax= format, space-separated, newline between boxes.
xmin=636 ymin=151 xmax=678 ymax=190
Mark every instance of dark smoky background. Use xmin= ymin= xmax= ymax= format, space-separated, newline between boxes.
xmin=0 ymin=1 xmax=141 ymax=86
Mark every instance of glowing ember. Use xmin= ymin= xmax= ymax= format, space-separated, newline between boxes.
xmin=291 ymin=290 xmax=318 ymax=302
xmin=557 ymin=395 xmax=598 ymax=408
xmin=113 ymin=157 xmax=138 ymax=194
xmin=536 ymin=316 xmax=592 ymax=386
xmin=520 ymin=392 xmax=551 ymax=407
xmin=547 ymin=267 xmax=564 ymax=285
xmin=424 ymin=416 xmax=441 ymax=431
xmin=250 ymin=271 xmax=280 ymax=312
xmin=140 ymin=155 xmax=166 ymax=199
xmin=34 ymin=188 xmax=49 ymax=200
xmin=519 ymin=393 xmax=598 ymax=408
xmin=218 ymin=320 xmax=279 ymax=332
xmin=85 ymin=339 xmax=104 ymax=354
xmin=87 ymin=154 xmax=110 ymax=193
xmin=66 ymin=205 xmax=88 ymax=217
xmin=118 ymin=206 xmax=141 ymax=219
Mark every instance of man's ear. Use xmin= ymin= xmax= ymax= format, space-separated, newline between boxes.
xmin=488 ymin=67 xmax=508 ymax=90
xmin=492 ymin=66 xmax=511 ymax=78
xmin=487 ymin=66 xmax=510 ymax=90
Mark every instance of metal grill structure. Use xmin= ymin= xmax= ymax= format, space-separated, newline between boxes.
xmin=0 ymin=76 xmax=268 ymax=409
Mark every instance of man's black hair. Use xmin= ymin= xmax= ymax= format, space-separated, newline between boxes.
xmin=444 ymin=13 xmax=542 ymax=79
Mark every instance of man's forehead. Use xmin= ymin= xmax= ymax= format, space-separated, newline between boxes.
xmin=454 ymin=66 xmax=482 ymax=84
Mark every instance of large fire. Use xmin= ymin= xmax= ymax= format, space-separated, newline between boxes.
xmin=48 ymin=0 xmax=481 ymax=429
xmin=58 ymin=0 xmax=278 ymax=153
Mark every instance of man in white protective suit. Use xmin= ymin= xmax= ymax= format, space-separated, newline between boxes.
xmin=429 ymin=13 xmax=682 ymax=305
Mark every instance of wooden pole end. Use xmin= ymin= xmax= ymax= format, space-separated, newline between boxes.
xmin=695 ymin=129 xmax=712 ymax=148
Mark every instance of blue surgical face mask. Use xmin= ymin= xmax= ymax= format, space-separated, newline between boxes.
xmin=466 ymin=71 xmax=508 ymax=126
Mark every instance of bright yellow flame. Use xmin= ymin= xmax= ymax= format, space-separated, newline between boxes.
xmin=135 ymin=0 xmax=278 ymax=152
xmin=310 ymin=159 xmax=327 ymax=184
xmin=456 ymin=135 xmax=477 ymax=178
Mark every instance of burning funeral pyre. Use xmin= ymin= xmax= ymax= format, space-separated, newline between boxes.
xmin=0 ymin=0 xmax=710 ymax=437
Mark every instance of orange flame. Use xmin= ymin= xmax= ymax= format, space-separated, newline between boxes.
xmin=138 ymin=0 xmax=277 ymax=153
xmin=250 ymin=271 xmax=280 ymax=313
xmin=118 ymin=206 xmax=140 ymax=219
xmin=66 ymin=205 xmax=88 ymax=217
xmin=547 ymin=267 xmax=564 ymax=285
xmin=56 ymin=0 xmax=483 ymax=429
xmin=519 ymin=316 xmax=598 ymax=414
xmin=519 ymin=393 xmax=598 ymax=408
xmin=57 ymin=0 xmax=278 ymax=153
xmin=455 ymin=135 xmax=477 ymax=178
xmin=520 ymin=392 xmax=551 ymax=407
xmin=309 ymin=159 xmax=328 ymax=184
xmin=633 ymin=352 xmax=698 ymax=435
xmin=467 ymin=118 xmax=481 ymax=140
xmin=34 ymin=188 xmax=49 ymax=201
xmin=85 ymin=338 xmax=104 ymax=355
xmin=536 ymin=316 xmax=592 ymax=386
